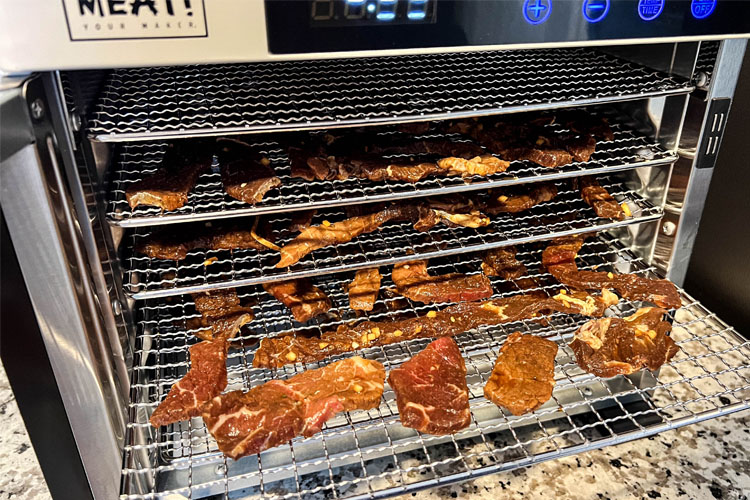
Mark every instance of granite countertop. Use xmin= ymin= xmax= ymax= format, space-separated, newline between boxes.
xmin=1 ymin=371 xmax=748 ymax=500
xmin=401 ymin=410 xmax=749 ymax=500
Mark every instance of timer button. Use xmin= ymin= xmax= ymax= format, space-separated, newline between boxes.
xmin=582 ymin=0 xmax=610 ymax=23
xmin=691 ymin=0 xmax=717 ymax=19
xmin=638 ymin=0 xmax=665 ymax=21
xmin=523 ymin=0 xmax=552 ymax=25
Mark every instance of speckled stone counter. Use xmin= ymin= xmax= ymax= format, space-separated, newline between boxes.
xmin=0 ymin=364 xmax=51 ymax=500
xmin=398 ymin=410 xmax=749 ymax=500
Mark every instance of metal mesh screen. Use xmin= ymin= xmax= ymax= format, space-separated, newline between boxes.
xmin=107 ymin=108 xmax=674 ymax=228
xmin=123 ymin=177 xmax=662 ymax=300
xmin=121 ymin=234 xmax=750 ymax=499
xmin=89 ymin=48 xmax=692 ymax=142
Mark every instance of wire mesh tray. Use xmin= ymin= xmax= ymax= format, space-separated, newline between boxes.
xmin=123 ymin=177 xmax=662 ymax=300
xmin=121 ymin=235 xmax=750 ymax=499
xmin=107 ymin=108 xmax=674 ymax=227
xmin=89 ymin=48 xmax=692 ymax=142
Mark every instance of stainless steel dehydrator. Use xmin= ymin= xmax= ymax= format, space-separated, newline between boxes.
xmin=1 ymin=1 xmax=749 ymax=499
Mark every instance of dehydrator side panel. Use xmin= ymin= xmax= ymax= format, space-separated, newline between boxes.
xmin=0 ymin=76 xmax=124 ymax=500
xmin=655 ymin=39 xmax=748 ymax=284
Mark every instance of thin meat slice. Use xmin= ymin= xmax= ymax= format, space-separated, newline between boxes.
xmin=436 ymin=155 xmax=510 ymax=177
xmin=481 ymin=246 xmax=527 ymax=279
xmin=414 ymin=197 xmax=490 ymax=232
xmin=483 ymin=332 xmax=558 ymax=416
xmin=263 ymin=279 xmax=332 ymax=323
xmin=388 ymin=338 xmax=471 ymax=435
xmin=126 ymin=140 xmax=214 ymax=211
xmin=483 ymin=183 xmax=558 ymax=215
xmin=542 ymin=238 xmax=681 ymax=309
xmin=347 ymin=268 xmax=382 ymax=311
xmin=575 ymin=177 xmax=625 ymax=220
xmin=202 ymin=357 xmax=385 ymax=459
xmin=218 ymin=138 xmax=281 ymax=205
xmin=149 ymin=339 xmax=228 ymax=427
xmin=253 ymin=289 xmax=619 ymax=368
xmin=570 ymin=307 xmax=678 ymax=378
xmin=187 ymin=289 xmax=254 ymax=341
xmin=392 ymin=260 xmax=493 ymax=304
xmin=276 ymin=205 xmax=407 ymax=268
xmin=350 ymin=160 xmax=442 ymax=183
xmin=136 ymin=221 xmax=267 ymax=260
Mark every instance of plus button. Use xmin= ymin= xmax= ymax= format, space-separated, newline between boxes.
xmin=523 ymin=0 xmax=552 ymax=25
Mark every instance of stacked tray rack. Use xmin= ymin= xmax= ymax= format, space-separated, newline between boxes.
xmin=95 ymin=47 xmax=745 ymax=500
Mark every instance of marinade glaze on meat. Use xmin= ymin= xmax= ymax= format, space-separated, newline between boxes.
xmin=388 ymin=338 xmax=472 ymax=435
xmin=542 ymin=237 xmax=681 ymax=309
xmin=484 ymin=332 xmax=558 ymax=416
xmin=202 ymin=357 xmax=385 ymax=459
xmin=253 ymin=289 xmax=619 ymax=368
xmin=570 ymin=307 xmax=679 ymax=378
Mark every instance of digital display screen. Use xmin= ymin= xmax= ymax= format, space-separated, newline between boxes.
xmin=310 ymin=0 xmax=436 ymax=26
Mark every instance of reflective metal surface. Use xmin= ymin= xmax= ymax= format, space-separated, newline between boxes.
xmin=87 ymin=48 xmax=693 ymax=142
xmin=661 ymin=39 xmax=748 ymax=284
xmin=0 ymin=76 xmax=123 ymax=500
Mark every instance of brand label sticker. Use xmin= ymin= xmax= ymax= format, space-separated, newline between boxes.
xmin=62 ymin=0 xmax=207 ymax=40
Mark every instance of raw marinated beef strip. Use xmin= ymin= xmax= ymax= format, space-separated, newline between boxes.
xmin=187 ymin=289 xmax=254 ymax=341
xmin=392 ymin=339 xmax=472 ymax=433
xmin=480 ymin=246 xmax=527 ymax=279
xmin=253 ymin=289 xmax=619 ymax=368
xmin=217 ymin=138 xmax=281 ymax=205
xmin=542 ymin=238 xmax=681 ymax=309
xmin=346 ymin=268 xmax=382 ymax=311
xmin=392 ymin=260 xmax=493 ymax=304
xmin=388 ymin=338 xmax=471 ymax=435
xmin=136 ymin=221 xmax=267 ymax=260
xmin=149 ymin=338 xmax=228 ymax=427
xmin=126 ymin=140 xmax=214 ymax=211
xmin=482 ymin=183 xmax=558 ymax=215
xmin=202 ymin=357 xmax=385 ymax=459
xmin=574 ymin=177 xmax=625 ymax=220
xmin=483 ymin=332 xmax=558 ymax=416
xmin=570 ymin=307 xmax=678 ymax=378
xmin=263 ymin=279 xmax=332 ymax=323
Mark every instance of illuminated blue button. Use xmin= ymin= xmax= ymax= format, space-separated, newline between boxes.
xmin=691 ymin=0 xmax=717 ymax=19
xmin=583 ymin=0 xmax=610 ymax=23
xmin=523 ymin=0 xmax=552 ymax=25
xmin=638 ymin=0 xmax=665 ymax=21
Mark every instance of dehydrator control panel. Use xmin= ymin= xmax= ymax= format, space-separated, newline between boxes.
xmin=266 ymin=0 xmax=750 ymax=53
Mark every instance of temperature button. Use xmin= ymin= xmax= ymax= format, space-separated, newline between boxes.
xmin=582 ymin=0 xmax=610 ymax=23
xmin=523 ymin=0 xmax=552 ymax=25
xmin=638 ymin=0 xmax=665 ymax=21
xmin=691 ymin=0 xmax=717 ymax=19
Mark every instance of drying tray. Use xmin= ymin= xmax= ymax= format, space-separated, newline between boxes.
xmin=123 ymin=177 xmax=662 ymax=300
xmin=120 ymin=234 xmax=750 ymax=499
